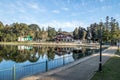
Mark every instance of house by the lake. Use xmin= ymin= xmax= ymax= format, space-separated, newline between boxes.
xmin=18 ymin=36 xmax=32 ymax=41
xmin=54 ymin=33 xmax=74 ymax=42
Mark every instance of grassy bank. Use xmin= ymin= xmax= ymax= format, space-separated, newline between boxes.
xmin=91 ymin=49 xmax=120 ymax=80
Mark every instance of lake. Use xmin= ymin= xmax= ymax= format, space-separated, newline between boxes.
xmin=0 ymin=45 xmax=101 ymax=80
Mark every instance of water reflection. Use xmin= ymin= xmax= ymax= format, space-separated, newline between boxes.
xmin=0 ymin=45 xmax=39 ymax=63
xmin=0 ymin=45 xmax=99 ymax=63
xmin=54 ymin=47 xmax=73 ymax=56
xmin=0 ymin=45 xmax=102 ymax=80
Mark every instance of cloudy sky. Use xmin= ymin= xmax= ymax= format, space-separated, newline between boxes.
xmin=0 ymin=0 xmax=120 ymax=31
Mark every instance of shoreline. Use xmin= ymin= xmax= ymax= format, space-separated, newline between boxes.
xmin=0 ymin=42 xmax=99 ymax=46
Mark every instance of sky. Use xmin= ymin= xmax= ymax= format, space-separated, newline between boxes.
xmin=0 ymin=0 xmax=120 ymax=31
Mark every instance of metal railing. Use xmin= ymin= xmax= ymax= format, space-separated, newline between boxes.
xmin=0 ymin=47 xmax=108 ymax=80
xmin=0 ymin=55 xmax=74 ymax=80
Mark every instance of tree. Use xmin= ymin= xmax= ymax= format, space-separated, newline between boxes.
xmin=73 ymin=27 xmax=79 ymax=39
xmin=58 ymin=28 xmax=62 ymax=33
xmin=0 ymin=21 xmax=4 ymax=30
xmin=47 ymin=47 xmax=55 ymax=60
xmin=78 ymin=27 xmax=84 ymax=40
xmin=110 ymin=17 xmax=119 ymax=45
xmin=28 ymin=24 xmax=41 ymax=41
xmin=47 ymin=26 xmax=56 ymax=41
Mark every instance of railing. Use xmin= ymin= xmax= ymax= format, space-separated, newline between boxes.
xmin=0 ymin=55 xmax=74 ymax=80
xmin=0 ymin=47 xmax=108 ymax=80
xmin=0 ymin=68 xmax=13 ymax=80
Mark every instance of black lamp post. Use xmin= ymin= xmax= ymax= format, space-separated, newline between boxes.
xmin=99 ymin=21 xmax=102 ymax=72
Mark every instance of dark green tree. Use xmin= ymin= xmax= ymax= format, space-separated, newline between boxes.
xmin=73 ymin=27 xmax=79 ymax=39
xmin=47 ymin=26 xmax=56 ymax=41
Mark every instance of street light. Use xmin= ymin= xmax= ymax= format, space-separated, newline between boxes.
xmin=98 ymin=21 xmax=102 ymax=72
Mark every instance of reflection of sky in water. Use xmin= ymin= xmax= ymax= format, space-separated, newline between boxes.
xmin=0 ymin=45 xmax=104 ymax=80
xmin=0 ymin=60 xmax=16 ymax=69
xmin=0 ymin=49 xmax=72 ymax=70
xmin=0 ymin=45 xmax=100 ymax=70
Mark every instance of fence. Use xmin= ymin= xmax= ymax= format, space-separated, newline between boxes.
xmin=0 ymin=47 xmax=108 ymax=80
xmin=0 ymin=55 xmax=74 ymax=80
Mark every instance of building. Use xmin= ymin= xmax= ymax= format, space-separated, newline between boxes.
xmin=18 ymin=36 xmax=32 ymax=41
xmin=54 ymin=33 xmax=74 ymax=42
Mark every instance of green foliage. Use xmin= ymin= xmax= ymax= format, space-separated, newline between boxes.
xmin=89 ymin=16 xmax=120 ymax=44
xmin=0 ymin=16 xmax=119 ymax=43
xmin=47 ymin=26 xmax=56 ymax=41
xmin=73 ymin=27 xmax=79 ymax=39
xmin=0 ymin=22 xmax=48 ymax=42
xmin=73 ymin=27 xmax=86 ymax=40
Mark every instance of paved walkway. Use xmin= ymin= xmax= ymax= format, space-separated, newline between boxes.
xmin=22 ymin=46 xmax=117 ymax=80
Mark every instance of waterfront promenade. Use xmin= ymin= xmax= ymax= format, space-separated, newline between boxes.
xmin=22 ymin=46 xmax=117 ymax=80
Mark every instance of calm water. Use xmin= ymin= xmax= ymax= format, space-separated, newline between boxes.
xmin=0 ymin=45 xmax=100 ymax=80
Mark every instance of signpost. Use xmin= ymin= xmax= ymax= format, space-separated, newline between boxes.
xmin=99 ymin=21 xmax=102 ymax=72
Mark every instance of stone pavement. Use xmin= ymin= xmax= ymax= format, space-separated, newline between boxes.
xmin=21 ymin=46 xmax=117 ymax=80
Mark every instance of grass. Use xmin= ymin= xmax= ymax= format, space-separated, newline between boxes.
xmin=91 ymin=48 xmax=120 ymax=80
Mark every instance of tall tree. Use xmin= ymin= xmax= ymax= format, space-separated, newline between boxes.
xmin=58 ymin=28 xmax=62 ymax=33
xmin=0 ymin=21 xmax=4 ymax=30
xmin=28 ymin=24 xmax=41 ymax=41
xmin=110 ymin=17 xmax=119 ymax=44
xmin=78 ymin=27 xmax=84 ymax=40
xmin=47 ymin=26 xmax=56 ymax=40
xmin=73 ymin=27 xmax=79 ymax=39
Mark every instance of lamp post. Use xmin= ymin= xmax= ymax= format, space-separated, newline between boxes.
xmin=99 ymin=21 xmax=102 ymax=72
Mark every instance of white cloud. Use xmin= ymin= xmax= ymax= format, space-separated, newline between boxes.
xmin=26 ymin=2 xmax=39 ymax=10
xmin=101 ymin=5 xmax=112 ymax=10
xmin=115 ymin=14 xmax=120 ymax=22
xmin=52 ymin=10 xmax=60 ymax=14
xmin=39 ymin=20 xmax=87 ymax=31
xmin=6 ymin=1 xmax=27 ymax=13
xmin=62 ymin=7 xmax=69 ymax=11
xmin=15 ymin=1 xmax=46 ymax=13
xmin=31 ymin=4 xmax=39 ymax=9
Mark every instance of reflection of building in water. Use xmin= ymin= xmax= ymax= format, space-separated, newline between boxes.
xmin=72 ymin=47 xmax=84 ymax=60
xmin=73 ymin=47 xmax=82 ymax=52
xmin=72 ymin=47 xmax=98 ymax=60
xmin=18 ymin=46 xmax=33 ymax=50
xmin=55 ymin=47 xmax=73 ymax=56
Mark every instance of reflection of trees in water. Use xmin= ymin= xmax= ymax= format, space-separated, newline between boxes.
xmin=72 ymin=48 xmax=94 ymax=60
xmin=47 ymin=47 xmax=55 ymax=60
xmin=0 ymin=45 xmax=41 ymax=63
xmin=54 ymin=47 xmax=73 ymax=56
xmin=85 ymin=48 xmax=94 ymax=56
xmin=38 ymin=47 xmax=47 ymax=58
xmin=28 ymin=48 xmax=40 ymax=62
xmin=72 ymin=49 xmax=84 ymax=60
xmin=0 ymin=56 xmax=3 ymax=62
xmin=0 ymin=45 xmax=98 ymax=63
xmin=0 ymin=49 xmax=3 ymax=63
xmin=0 ymin=45 xmax=58 ymax=63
